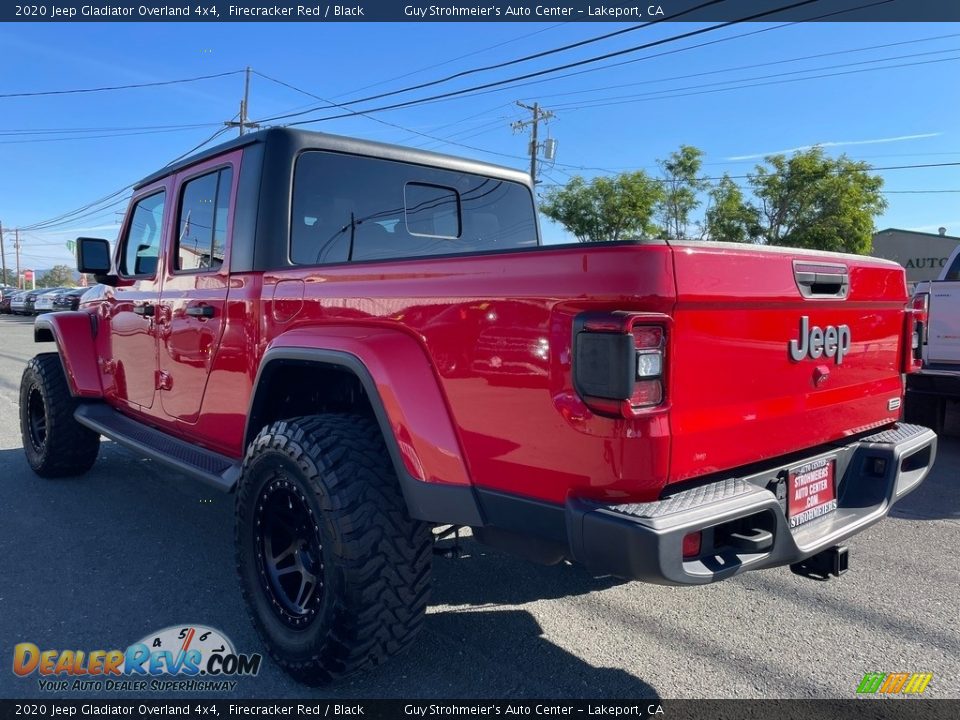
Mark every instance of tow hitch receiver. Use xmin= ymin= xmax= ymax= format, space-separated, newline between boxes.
xmin=790 ymin=545 xmax=849 ymax=580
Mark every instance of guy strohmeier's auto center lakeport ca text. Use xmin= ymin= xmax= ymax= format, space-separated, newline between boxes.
xmin=22 ymin=4 xmax=668 ymax=19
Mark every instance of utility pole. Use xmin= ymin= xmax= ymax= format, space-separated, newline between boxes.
xmin=0 ymin=221 xmax=6 ymax=287
xmin=14 ymin=229 xmax=21 ymax=290
xmin=225 ymin=66 xmax=260 ymax=137
xmin=512 ymin=101 xmax=555 ymax=184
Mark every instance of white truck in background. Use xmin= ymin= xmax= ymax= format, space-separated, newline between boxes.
xmin=906 ymin=244 xmax=960 ymax=434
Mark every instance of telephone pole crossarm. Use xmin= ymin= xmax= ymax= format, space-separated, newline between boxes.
xmin=225 ymin=66 xmax=260 ymax=136
xmin=511 ymin=101 xmax=555 ymax=185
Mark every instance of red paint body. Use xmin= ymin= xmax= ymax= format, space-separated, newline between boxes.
xmin=46 ymin=143 xmax=914 ymax=508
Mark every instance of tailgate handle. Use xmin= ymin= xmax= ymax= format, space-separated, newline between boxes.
xmin=794 ymin=262 xmax=849 ymax=299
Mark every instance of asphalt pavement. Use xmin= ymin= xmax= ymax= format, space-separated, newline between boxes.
xmin=0 ymin=312 xmax=958 ymax=699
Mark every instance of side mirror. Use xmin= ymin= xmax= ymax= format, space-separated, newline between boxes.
xmin=76 ymin=237 xmax=118 ymax=287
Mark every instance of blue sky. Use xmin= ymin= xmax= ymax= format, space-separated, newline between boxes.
xmin=1 ymin=20 xmax=958 ymax=271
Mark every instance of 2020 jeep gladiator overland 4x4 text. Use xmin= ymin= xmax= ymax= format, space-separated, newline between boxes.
xmin=21 ymin=128 xmax=936 ymax=684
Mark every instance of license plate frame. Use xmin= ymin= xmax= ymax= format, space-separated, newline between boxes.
xmin=787 ymin=457 xmax=838 ymax=528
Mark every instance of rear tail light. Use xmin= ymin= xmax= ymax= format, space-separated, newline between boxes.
xmin=905 ymin=292 xmax=928 ymax=371
xmin=573 ymin=312 xmax=669 ymax=417
xmin=631 ymin=325 xmax=665 ymax=409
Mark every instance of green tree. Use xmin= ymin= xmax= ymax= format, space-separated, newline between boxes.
xmin=657 ymin=145 xmax=708 ymax=240
xmin=1 ymin=268 xmax=18 ymax=286
xmin=539 ymin=172 xmax=664 ymax=243
xmin=704 ymin=175 xmax=762 ymax=243
xmin=37 ymin=264 xmax=75 ymax=288
xmin=748 ymin=147 xmax=886 ymax=254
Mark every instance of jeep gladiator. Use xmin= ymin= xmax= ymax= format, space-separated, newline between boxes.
xmin=20 ymin=128 xmax=936 ymax=684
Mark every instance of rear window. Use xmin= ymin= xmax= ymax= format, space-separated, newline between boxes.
xmin=290 ymin=151 xmax=538 ymax=265
xmin=944 ymin=252 xmax=960 ymax=281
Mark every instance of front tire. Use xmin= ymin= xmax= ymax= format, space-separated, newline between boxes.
xmin=235 ymin=414 xmax=432 ymax=685
xmin=19 ymin=353 xmax=100 ymax=477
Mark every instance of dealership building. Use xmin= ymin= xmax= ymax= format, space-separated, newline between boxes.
xmin=870 ymin=227 xmax=960 ymax=286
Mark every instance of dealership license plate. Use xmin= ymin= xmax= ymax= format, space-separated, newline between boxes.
xmin=787 ymin=457 xmax=837 ymax=528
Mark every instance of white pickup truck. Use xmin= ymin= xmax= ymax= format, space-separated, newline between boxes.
xmin=906 ymin=244 xmax=960 ymax=433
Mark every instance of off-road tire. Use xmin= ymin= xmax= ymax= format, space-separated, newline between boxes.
xmin=19 ymin=353 xmax=100 ymax=478
xmin=235 ymin=414 xmax=432 ymax=685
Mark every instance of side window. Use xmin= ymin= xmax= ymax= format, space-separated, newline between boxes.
xmin=290 ymin=151 xmax=538 ymax=265
xmin=120 ymin=191 xmax=165 ymax=277
xmin=943 ymin=252 xmax=960 ymax=281
xmin=175 ymin=167 xmax=233 ymax=272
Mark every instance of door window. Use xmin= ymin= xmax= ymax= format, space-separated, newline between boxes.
xmin=174 ymin=167 xmax=233 ymax=272
xmin=120 ymin=191 xmax=166 ymax=277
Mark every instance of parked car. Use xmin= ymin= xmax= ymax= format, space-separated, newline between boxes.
xmin=77 ymin=284 xmax=110 ymax=310
xmin=22 ymin=292 xmax=40 ymax=315
xmin=10 ymin=291 xmax=30 ymax=315
xmin=33 ymin=288 xmax=71 ymax=314
xmin=0 ymin=288 xmax=18 ymax=314
xmin=52 ymin=287 xmax=88 ymax=312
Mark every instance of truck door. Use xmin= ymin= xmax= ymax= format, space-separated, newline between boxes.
xmin=927 ymin=251 xmax=960 ymax=364
xmin=109 ymin=186 xmax=168 ymax=411
xmin=156 ymin=153 xmax=239 ymax=423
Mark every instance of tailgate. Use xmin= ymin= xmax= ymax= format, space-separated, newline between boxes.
xmin=667 ymin=241 xmax=908 ymax=484
xmin=926 ymin=281 xmax=960 ymax=364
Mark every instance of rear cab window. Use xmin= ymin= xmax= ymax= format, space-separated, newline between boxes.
xmin=289 ymin=151 xmax=538 ymax=265
xmin=174 ymin=167 xmax=234 ymax=273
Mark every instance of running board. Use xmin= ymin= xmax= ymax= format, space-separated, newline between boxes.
xmin=74 ymin=403 xmax=240 ymax=492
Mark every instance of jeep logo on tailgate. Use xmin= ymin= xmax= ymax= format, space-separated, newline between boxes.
xmin=789 ymin=316 xmax=851 ymax=364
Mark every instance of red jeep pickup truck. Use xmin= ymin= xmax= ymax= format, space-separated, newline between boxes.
xmin=20 ymin=128 xmax=936 ymax=684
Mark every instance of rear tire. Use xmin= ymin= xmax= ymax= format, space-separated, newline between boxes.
xmin=19 ymin=353 xmax=100 ymax=477
xmin=235 ymin=414 xmax=431 ymax=685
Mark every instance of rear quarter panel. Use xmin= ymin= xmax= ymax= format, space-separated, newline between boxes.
xmin=261 ymin=244 xmax=678 ymax=504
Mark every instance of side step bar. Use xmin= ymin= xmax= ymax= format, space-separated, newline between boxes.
xmin=74 ymin=403 xmax=240 ymax=492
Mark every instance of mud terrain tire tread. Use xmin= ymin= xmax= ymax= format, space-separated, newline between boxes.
xmin=235 ymin=414 xmax=432 ymax=685
xmin=19 ymin=353 xmax=100 ymax=478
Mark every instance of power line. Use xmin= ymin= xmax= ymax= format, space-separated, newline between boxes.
xmin=547 ymin=160 xmax=960 ymax=183
xmin=529 ymin=32 xmax=960 ymax=104
xmin=260 ymin=0 xmax=729 ymax=124
xmin=329 ymin=23 xmax=568 ymax=99
xmin=255 ymin=70 xmax=518 ymax=154
xmin=19 ymin=125 xmax=233 ymax=232
xmin=367 ymin=0 xmax=897 ymax=112
xmin=550 ymin=53 xmax=960 ymax=112
xmin=262 ymin=0 xmax=828 ymax=128
xmin=0 ymin=124 xmax=224 ymax=145
xmin=0 ymin=69 xmax=243 ymax=99
xmin=0 ymin=121 xmax=221 ymax=137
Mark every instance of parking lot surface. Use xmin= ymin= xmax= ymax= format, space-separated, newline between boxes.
xmin=0 ymin=313 xmax=958 ymax=699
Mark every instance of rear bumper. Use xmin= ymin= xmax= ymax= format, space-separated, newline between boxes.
xmin=472 ymin=423 xmax=936 ymax=585
xmin=563 ymin=423 xmax=935 ymax=585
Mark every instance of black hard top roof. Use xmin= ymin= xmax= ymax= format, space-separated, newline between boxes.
xmin=135 ymin=127 xmax=531 ymax=190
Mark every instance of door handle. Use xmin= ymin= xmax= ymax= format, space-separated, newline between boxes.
xmin=185 ymin=305 xmax=215 ymax=318
xmin=133 ymin=304 xmax=155 ymax=317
